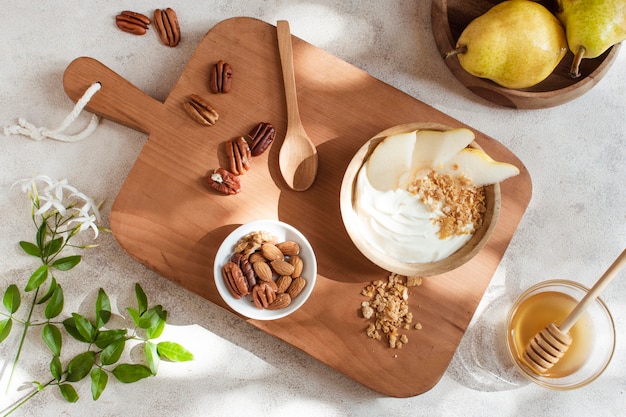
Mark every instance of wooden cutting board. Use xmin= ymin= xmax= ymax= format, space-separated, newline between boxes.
xmin=63 ymin=17 xmax=532 ymax=397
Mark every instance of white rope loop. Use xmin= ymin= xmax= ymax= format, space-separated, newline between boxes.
xmin=3 ymin=82 xmax=101 ymax=142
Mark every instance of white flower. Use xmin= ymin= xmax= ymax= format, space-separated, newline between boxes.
xmin=68 ymin=201 xmax=99 ymax=238
xmin=36 ymin=188 xmax=67 ymax=216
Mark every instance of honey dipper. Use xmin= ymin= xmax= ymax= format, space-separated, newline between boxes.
xmin=523 ymin=248 xmax=626 ymax=374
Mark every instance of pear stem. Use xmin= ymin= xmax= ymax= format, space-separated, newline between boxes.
xmin=443 ymin=45 xmax=467 ymax=60
xmin=569 ymin=46 xmax=585 ymax=78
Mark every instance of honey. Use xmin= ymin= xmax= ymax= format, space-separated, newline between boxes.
xmin=508 ymin=291 xmax=593 ymax=378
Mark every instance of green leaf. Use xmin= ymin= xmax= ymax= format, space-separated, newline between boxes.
xmin=42 ymin=323 xmax=62 ymax=356
xmin=43 ymin=237 xmax=63 ymax=258
xmin=138 ymin=305 xmax=165 ymax=330
xmin=25 ymin=265 xmax=49 ymax=292
xmin=72 ymin=313 xmax=96 ymax=343
xmin=44 ymin=285 xmax=64 ymax=319
xmin=36 ymin=276 xmax=57 ymax=304
xmin=19 ymin=240 xmax=40 ymax=257
xmin=50 ymin=355 xmax=62 ymax=381
xmin=157 ymin=342 xmax=194 ymax=362
xmin=59 ymin=383 xmax=79 ymax=403
xmin=112 ymin=363 xmax=152 ymax=383
xmin=0 ymin=318 xmax=12 ymax=343
xmin=66 ymin=351 xmax=96 ymax=382
xmin=90 ymin=368 xmax=108 ymax=401
xmin=145 ymin=316 xmax=166 ymax=340
xmin=94 ymin=329 xmax=127 ymax=349
xmin=144 ymin=341 xmax=160 ymax=375
xmin=100 ymin=338 xmax=125 ymax=365
xmin=95 ymin=288 xmax=111 ymax=328
xmin=126 ymin=307 xmax=140 ymax=327
xmin=63 ymin=317 xmax=90 ymax=343
xmin=36 ymin=221 xmax=47 ymax=252
xmin=135 ymin=284 xmax=148 ymax=315
xmin=3 ymin=284 xmax=21 ymax=313
xmin=52 ymin=255 xmax=81 ymax=271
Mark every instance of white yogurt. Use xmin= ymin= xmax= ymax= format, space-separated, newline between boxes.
xmin=354 ymin=164 xmax=472 ymax=263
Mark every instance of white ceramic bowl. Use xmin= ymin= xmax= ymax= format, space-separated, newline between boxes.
xmin=214 ymin=219 xmax=317 ymax=320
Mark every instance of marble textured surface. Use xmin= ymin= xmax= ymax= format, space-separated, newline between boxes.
xmin=1 ymin=1 xmax=625 ymax=416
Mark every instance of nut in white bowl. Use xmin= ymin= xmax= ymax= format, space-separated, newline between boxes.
xmin=213 ymin=219 xmax=317 ymax=320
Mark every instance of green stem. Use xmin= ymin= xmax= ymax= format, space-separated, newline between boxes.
xmin=2 ymin=378 xmax=54 ymax=417
xmin=6 ymin=287 xmax=39 ymax=392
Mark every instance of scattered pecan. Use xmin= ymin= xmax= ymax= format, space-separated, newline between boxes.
xmin=184 ymin=94 xmax=219 ymax=126
xmin=222 ymin=261 xmax=249 ymax=299
xmin=115 ymin=11 xmax=151 ymax=35
xmin=153 ymin=8 xmax=181 ymax=47
xmin=209 ymin=60 xmax=233 ymax=94
xmin=227 ymin=136 xmax=251 ymax=175
xmin=247 ymin=122 xmax=276 ymax=156
xmin=206 ymin=168 xmax=241 ymax=195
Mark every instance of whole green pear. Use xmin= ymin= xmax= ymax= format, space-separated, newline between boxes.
xmin=557 ymin=0 xmax=626 ymax=77
xmin=446 ymin=0 xmax=567 ymax=89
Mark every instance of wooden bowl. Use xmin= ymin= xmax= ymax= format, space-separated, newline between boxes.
xmin=431 ymin=0 xmax=621 ymax=109
xmin=339 ymin=122 xmax=500 ymax=277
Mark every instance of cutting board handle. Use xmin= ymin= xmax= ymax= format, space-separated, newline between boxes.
xmin=63 ymin=57 xmax=165 ymax=134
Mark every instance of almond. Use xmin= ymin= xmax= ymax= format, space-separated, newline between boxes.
xmin=248 ymin=252 xmax=266 ymax=264
xmin=287 ymin=277 xmax=306 ymax=299
xmin=261 ymin=243 xmax=284 ymax=261
xmin=289 ymin=255 xmax=303 ymax=278
xmin=275 ymin=275 xmax=293 ymax=294
xmin=271 ymin=259 xmax=294 ymax=276
xmin=267 ymin=293 xmax=291 ymax=310
xmin=276 ymin=241 xmax=300 ymax=256
xmin=253 ymin=261 xmax=273 ymax=282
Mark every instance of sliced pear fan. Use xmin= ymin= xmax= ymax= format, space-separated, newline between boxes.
xmin=437 ymin=147 xmax=520 ymax=186
xmin=366 ymin=131 xmax=417 ymax=191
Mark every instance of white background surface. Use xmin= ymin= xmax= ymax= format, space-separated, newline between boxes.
xmin=1 ymin=1 xmax=625 ymax=416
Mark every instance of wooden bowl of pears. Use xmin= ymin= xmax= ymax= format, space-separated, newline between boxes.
xmin=431 ymin=0 xmax=622 ymax=109
xmin=339 ymin=122 xmax=520 ymax=277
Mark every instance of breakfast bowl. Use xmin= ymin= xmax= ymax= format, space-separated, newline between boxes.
xmin=506 ymin=280 xmax=616 ymax=390
xmin=339 ymin=122 xmax=501 ymax=277
xmin=214 ymin=219 xmax=317 ymax=320
xmin=431 ymin=0 xmax=621 ymax=109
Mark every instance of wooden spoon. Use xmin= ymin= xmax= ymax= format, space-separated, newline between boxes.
xmin=523 ymin=248 xmax=626 ymax=374
xmin=276 ymin=20 xmax=318 ymax=191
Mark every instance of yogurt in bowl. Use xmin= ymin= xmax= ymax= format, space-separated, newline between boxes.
xmin=340 ymin=123 xmax=519 ymax=276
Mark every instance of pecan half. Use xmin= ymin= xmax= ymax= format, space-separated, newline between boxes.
xmin=115 ymin=11 xmax=151 ymax=35
xmin=206 ymin=168 xmax=241 ymax=195
xmin=252 ymin=282 xmax=277 ymax=309
xmin=184 ymin=94 xmax=219 ymax=126
xmin=223 ymin=261 xmax=249 ymax=299
xmin=209 ymin=60 xmax=233 ymax=94
xmin=227 ymin=136 xmax=251 ymax=175
xmin=153 ymin=8 xmax=180 ymax=47
xmin=247 ymin=122 xmax=276 ymax=156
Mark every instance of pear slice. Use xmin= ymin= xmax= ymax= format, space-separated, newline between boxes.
xmin=438 ymin=147 xmax=520 ymax=186
xmin=366 ymin=130 xmax=417 ymax=191
xmin=413 ymin=128 xmax=476 ymax=170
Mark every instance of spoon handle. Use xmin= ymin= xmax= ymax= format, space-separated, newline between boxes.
xmin=276 ymin=20 xmax=303 ymax=131
xmin=561 ymin=248 xmax=626 ymax=333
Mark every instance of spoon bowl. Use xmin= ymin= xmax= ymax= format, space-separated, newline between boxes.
xmin=276 ymin=20 xmax=318 ymax=191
